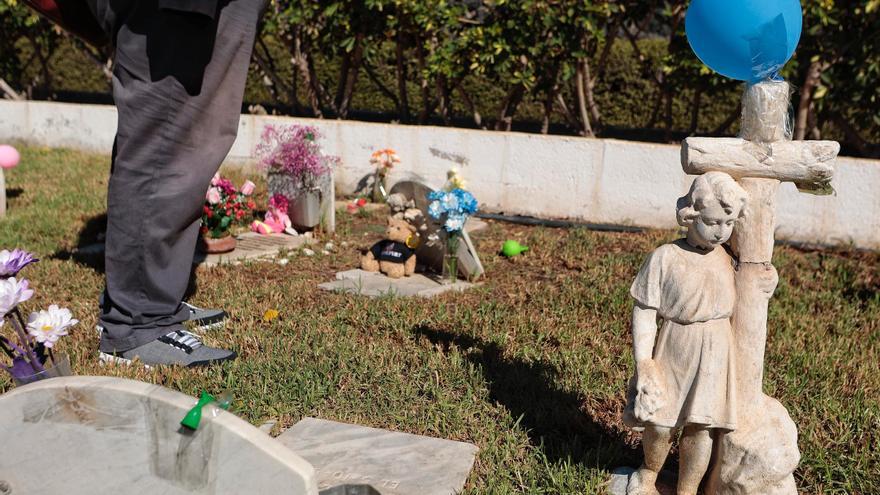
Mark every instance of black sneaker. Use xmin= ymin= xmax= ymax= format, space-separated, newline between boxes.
xmin=99 ymin=329 xmax=236 ymax=367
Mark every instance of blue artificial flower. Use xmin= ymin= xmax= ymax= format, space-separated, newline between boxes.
xmin=444 ymin=213 xmax=466 ymax=232
xmin=428 ymin=200 xmax=443 ymax=220
xmin=442 ymin=192 xmax=459 ymax=213
xmin=452 ymin=189 xmax=478 ymax=215
xmin=426 ymin=188 xmax=478 ymax=231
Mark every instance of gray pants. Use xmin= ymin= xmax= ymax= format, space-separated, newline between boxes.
xmin=91 ymin=0 xmax=265 ymax=352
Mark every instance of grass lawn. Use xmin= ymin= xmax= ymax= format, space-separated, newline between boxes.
xmin=0 ymin=146 xmax=877 ymax=494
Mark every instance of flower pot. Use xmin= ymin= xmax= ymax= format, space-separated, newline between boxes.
xmin=200 ymin=234 xmax=236 ymax=254
xmin=441 ymin=232 xmax=462 ymax=284
xmin=13 ymin=354 xmax=72 ymax=387
xmin=371 ymin=172 xmax=387 ymax=203
xmin=267 ymin=171 xmax=301 ymax=201
xmin=267 ymin=171 xmax=329 ymax=231
xmin=442 ymin=253 xmax=460 ymax=284
xmin=289 ymin=189 xmax=322 ymax=229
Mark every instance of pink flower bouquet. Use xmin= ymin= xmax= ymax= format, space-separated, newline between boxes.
xmin=202 ymin=174 xmax=257 ymax=239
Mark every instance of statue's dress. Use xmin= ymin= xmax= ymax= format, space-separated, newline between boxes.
xmin=625 ymin=239 xmax=738 ymax=431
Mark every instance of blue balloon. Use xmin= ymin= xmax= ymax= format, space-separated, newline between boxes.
xmin=685 ymin=0 xmax=803 ymax=82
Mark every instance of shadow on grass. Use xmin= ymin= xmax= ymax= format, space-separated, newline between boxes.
xmin=51 ymin=213 xmax=199 ymax=300
xmin=413 ymin=325 xmax=638 ymax=469
xmin=51 ymin=213 xmax=107 ymax=272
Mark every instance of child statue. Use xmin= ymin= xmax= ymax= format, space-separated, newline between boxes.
xmin=624 ymin=172 xmax=757 ymax=495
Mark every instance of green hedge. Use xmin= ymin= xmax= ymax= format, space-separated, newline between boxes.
xmin=2 ymin=1 xmax=877 ymax=156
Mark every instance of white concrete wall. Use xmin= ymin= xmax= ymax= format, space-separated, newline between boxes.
xmin=2 ymin=99 xmax=878 ymax=250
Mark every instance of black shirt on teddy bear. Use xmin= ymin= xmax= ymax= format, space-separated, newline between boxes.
xmin=371 ymin=240 xmax=415 ymax=263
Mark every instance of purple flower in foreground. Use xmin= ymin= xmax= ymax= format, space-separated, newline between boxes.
xmin=0 ymin=249 xmax=38 ymax=278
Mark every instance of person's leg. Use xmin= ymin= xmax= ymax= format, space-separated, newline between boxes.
xmin=627 ymin=425 xmax=674 ymax=495
xmin=677 ymin=425 xmax=713 ymax=495
xmin=98 ymin=0 xmax=264 ymax=362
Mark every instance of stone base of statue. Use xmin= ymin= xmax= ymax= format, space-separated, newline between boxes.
xmin=706 ymin=395 xmax=800 ymax=495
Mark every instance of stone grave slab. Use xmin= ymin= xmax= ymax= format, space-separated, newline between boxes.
xmin=0 ymin=376 xmax=318 ymax=494
xmin=318 ymin=269 xmax=474 ymax=298
xmin=194 ymin=232 xmax=315 ymax=267
xmin=388 ymin=181 xmax=484 ymax=281
xmin=277 ymin=417 xmax=478 ymax=495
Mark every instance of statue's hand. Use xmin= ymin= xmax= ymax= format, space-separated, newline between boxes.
xmin=634 ymin=359 xmax=665 ymax=422
xmin=756 ymin=264 xmax=779 ymax=296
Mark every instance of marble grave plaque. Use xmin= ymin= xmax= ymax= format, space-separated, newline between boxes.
xmin=277 ymin=417 xmax=478 ymax=495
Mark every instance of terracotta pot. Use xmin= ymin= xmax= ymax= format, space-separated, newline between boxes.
xmin=200 ymin=234 xmax=236 ymax=254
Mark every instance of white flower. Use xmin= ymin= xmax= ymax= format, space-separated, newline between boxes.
xmin=27 ymin=305 xmax=78 ymax=348
xmin=444 ymin=216 xmax=465 ymax=232
xmin=428 ymin=201 xmax=443 ymax=219
xmin=0 ymin=277 xmax=34 ymax=315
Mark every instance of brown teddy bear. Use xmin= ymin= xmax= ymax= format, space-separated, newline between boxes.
xmin=361 ymin=217 xmax=419 ymax=279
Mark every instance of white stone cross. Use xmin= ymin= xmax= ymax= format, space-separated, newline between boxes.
xmin=681 ymin=81 xmax=839 ymax=403
xmin=679 ymin=81 xmax=840 ymax=494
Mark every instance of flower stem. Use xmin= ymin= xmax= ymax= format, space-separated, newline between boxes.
xmin=0 ymin=335 xmax=16 ymax=359
xmin=7 ymin=315 xmax=45 ymax=373
xmin=13 ymin=308 xmax=33 ymax=345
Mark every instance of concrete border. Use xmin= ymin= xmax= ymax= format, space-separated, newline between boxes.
xmin=1 ymin=99 xmax=877 ymax=250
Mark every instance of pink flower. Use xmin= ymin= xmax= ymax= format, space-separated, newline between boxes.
xmin=210 ymin=173 xmax=222 ymax=186
xmin=254 ymin=124 xmax=337 ymax=188
xmin=268 ymin=193 xmax=289 ymax=212
xmin=206 ymin=187 xmax=222 ymax=204
xmin=241 ymin=180 xmax=256 ymax=196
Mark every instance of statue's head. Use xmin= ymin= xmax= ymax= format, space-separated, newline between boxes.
xmin=677 ymin=172 xmax=748 ymax=249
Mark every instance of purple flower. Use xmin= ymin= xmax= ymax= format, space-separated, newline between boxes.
xmin=0 ymin=249 xmax=38 ymax=278
xmin=0 ymin=277 xmax=34 ymax=315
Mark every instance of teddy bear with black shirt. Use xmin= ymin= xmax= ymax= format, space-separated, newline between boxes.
xmin=361 ymin=217 xmax=419 ymax=279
